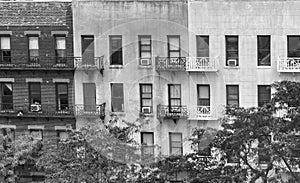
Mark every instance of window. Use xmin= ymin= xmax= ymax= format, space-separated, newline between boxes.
xmin=140 ymin=84 xmax=152 ymax=114
xmin=83 ymin=83 xmax=96 ymax=111
xmin=168 ymin=84 xmax=181 ymax=113
xmin=258 ymin=135 xmax=271 ymax=163
xmin=257 ymin=36 xmax=271 ymax=66
xmin=30 ymin=129 xmax=43 ymax=140
xmin=196 ymin=36 xmax=209 ymax=57
xmin=226 ymin=36 xmax=238 ymax=66
xmin=110 ymin=36 xmax=122 ymax=65
xmin=81 ymin=35 xmax=94 ymax=66
xmin=258 ymin=85 xmax=271 ymax=107
xmin=111 ymin=83 xmax=124 ymax=112
xmin=288 ymin=36 xmax=300 ymax=57
xmin=55 ymin=36 xmax=66 ymax=63
xmin=0 ymin=36 xmax=11 ymax=63
xmin=292 ymin=135 xmax=300 ymax=157
xmin=168 ymin=36 xmax=180 ymax=58
xmin=28 ymin=36 xmax=39 ymax=63
xmin=29 ymin=83 xmax=41 ymax=105
xmin=226 ymin=85 xmax=239 ymax=107
xmin=169 ymin=133 xmax=182 ymax=155
xmin=56 ymin=83 xmax=68 ymax=111
xmin=56 ymin=130 xmax=68 ymax=144
xmin=1 ymin=83 xmax=13 ymax=110
xmin=139 ymin=36 xmax=151 ymax=65
xmin=197 ymin=85 xmax=210 ymax=106
xmin=141 ymin=132 xmax=154 ymax=160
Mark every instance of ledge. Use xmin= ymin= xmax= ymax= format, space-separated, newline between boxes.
xmin=110 ymin=112 xmax=125 ymax=116
xmin=137 ymin=65 xmax=153 ymax=69
xmin=224 ymin=66 xmax=240 ymax=69
xmin=109 ymin=65 xmax=123 ymax=69
xmin=257 ymin=66 xmax=271 ymax=69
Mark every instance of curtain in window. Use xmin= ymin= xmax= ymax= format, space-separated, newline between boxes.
xmin=1 ymin=37 xmax=10 ymax=50
xmin=29 ymin=37 xmax=39 ymax=49
xmin=56 ymin=37 xmax=66 ymax=49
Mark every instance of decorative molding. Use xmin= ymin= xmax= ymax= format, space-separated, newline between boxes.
xmin=25 ymin=78 xmax=43 ymax=83
xmin=28 ymin=125 xmax=44 ymax=130
xmin=53 ymin=78 xmax=70 ymax=83
xmin=0 ymin=31 xmax=12 ymax=35
xmin=0 ymin=78 xmax=14 ymax=82
xmin=0 ymin=125 xmax=16 ymax=129
xmin=24 ymin=31 xmax=41 ymax=36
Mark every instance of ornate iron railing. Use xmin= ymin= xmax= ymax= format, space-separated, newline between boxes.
xmin=74 ymin=103 xmax=106 ymax=119
xmin=188 ymin=106 xmax=216 ymax=120
xmin=157 ymin=104 xmax=188 ymax=119
xmin=186 ymin=57 xmax=217 ymax=72
xmin=0 ymin=103 xmax=74 ymax=117
xmin=278 ymin=57 xmax=300 ymax=72
xmin=0 ymin=56 xmax=74 ymax=70
xmin=155 ymin=57 xmax=186 ymax=71
xmin=74 ymin=56 xmax=104 ymax=70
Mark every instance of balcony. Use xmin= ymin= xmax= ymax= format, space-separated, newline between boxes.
xmin=74 ymin=103 xmax=106 ymax=120
xmin=0 ymin=56 xmax=74 ymax=71
xmin=157 ymin=104 xmax=188 ymax=120
xmin=278 ymin=57 xmax=300 ymax=72
xmin=155 ymin=57 xmax=186 ymax=71
xmin=186 ymin=57 xmax=218 ymax=72
xmin=0 ymin=103 xmax=74 ymax=118
xmin=74 ymin=56 xmax=104 ymax=71
xmin=188 ymin=106 xmax=218 ymax=120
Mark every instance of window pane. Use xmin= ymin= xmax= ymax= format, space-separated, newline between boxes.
xmin=1 ymin=37 xmax=10 ymax=49
xmin=56 ymin=37 xmax=66 ymax=49
xmin=258 ymin=36 xmax=271 ymax=66
xmin=288 ymin=36 xmax=300 ymax=57
xmin=110 ymin=36 xmax=122 ymax=65
xmin=29 ymin=37 xmax=39 ymax=49
xmin=31 ymin=130 xmax=42 ymax=140
xmin=3 ymin=83 xmax=12 ymax=96
xmin=140 ymin=37 xmax=151 ymax=45
xmin=197 ymin=36 xmax=209 ymax=57
xmin=111 ymin=84 xmax=124 ymax=112
xmin=170 ymin=85 xmax=181 ymax=98
xmin=29 ymin=83 xmax=41 ymax=104
xmin=58 ymin=131 xmax=68 ymax=140
xmin=198 ymin=85 xmax=209 ymax=99
xmin=56 ymin=83 xmax=68 ymax=110
xmin=170 ymin=133 xmax=182 ymax=155
xmin=142 ymin=133 xmax=154 ymax=145
xmin=226 ymin=36 xmax=238 ymax=64
xmin=169 ymin=37 xmax=180 ymax=50
xmin=258 ymin=85 xmax=271 ymax=107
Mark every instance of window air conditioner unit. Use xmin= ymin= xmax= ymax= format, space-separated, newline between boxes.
xmin=227 ymin=59 xmax=237 ymax=66
xmin=30 ymin=104 xmax=41 ymax=112
xmin=142 ymin=107 xmax=151 ymax=114
xmin=140 ymin=58 xmax=151 ymax=66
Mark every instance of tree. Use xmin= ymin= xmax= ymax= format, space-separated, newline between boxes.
xmin=37 ymin=116 xmax=161 ymax=183
xmin=207 ymin=81 xmax=300 ymax=183
xmin=0 ymin=130 xmax=42 ymax=183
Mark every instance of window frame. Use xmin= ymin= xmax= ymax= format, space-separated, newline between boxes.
xmin=168 ymin=84 xmax=181 ymax=113
xmin=28 ymin=35 xmax=39 ymax=63
xmin=197 ymin=85 xmax=210 ymax=106
xmin=1 ymin=82 xmax=13 ymax=110
xmin=169 ymin=132 xmax=183 ymax=155
xmin=196 ymin=35 xmax=209 ymax=57
xmin=257 ymin=35 xmax=271 ymax=66
xmin=1 ymin=128 xmax=15 ymax=150
xmin=140 ymin=84 xmax=153 ymax=114
xmin=109 ymin=35 xmax=123 ymax=65
xmin=258 ymin=85 xmax=271 ymax=107
xmin=0 ymin=35 xmax=11 ymax=63
xmin=167 ymin=35 xmax=181 ymax=58
xmin=226 ymin=85 xmax=239 ymax=107
xmin=28 ymin=82 xmax=41 ymax=106
xmin=54 ymin=35 xmax=67 ymax=63
xmin=55 ymin=83 xmax=69 ymax=111
xmin=111 ymin=83 xmax=124 ymax=112
xmin=225 ymin=35 xmax=239 ymax=66
xmin=141 ymin=132 xmax=154 ymax=160
xmin=29 ymin=129 xmax=43 ymax=140
xmin=287 ymin=35 xmax=300 ymax=58
xmin=139 ymin=35 xmax=152 ymax=60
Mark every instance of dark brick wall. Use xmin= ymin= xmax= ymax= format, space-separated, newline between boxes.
xmin=0 ymin=2 xmax=71 ymax=26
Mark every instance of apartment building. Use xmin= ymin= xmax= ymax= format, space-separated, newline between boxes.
xmin=73 ymin=0 xmax=300 ymax=165
xmin=0 ymin=1 xmax=75 ymax=181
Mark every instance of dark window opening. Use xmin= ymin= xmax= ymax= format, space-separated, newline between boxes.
xmin=55 ymin=36 xmax=66 ymax=63
xmin=1 ymin=83 xmax=13 ymax=110
xmin=169 ymin=132 xmax=182 ymax=155
xmin=226 ymin=36 xmax=239 ymax=66
xmin=196 ymin=36 xmax=209 ymax=57
xmin=111 ymin=83 xmax=124 ymax=112
xmin=168 ymin=84 xmax=181 ymax=113
xmin=197 ymin=85 xmax=210 ymax=106
xmin=140 ymin=84 xmax=152 ymax=114
xmin=258 ymin=35 xmax=271 ymax=66
xmin=141 ymin=132 xmax=154 ymax=160
xmin=0 ymin=36 xmax=11 ymax=63
xmin=56 ymin=83 xmax=68 ymax=111
xmin=28 ymin=36 xmax=39 ymax=63
xmin=29 ymin=83 xmax=41 ymax=106
xmin=110 ymin=36 xmax=123 ymax=65
xmin=288 ymin=36 xmax=300 ymax=57
xmin=226 ymin=85 xmax=239 ymax=107
xmin=258 ymin=85 xmax=271 ymax=107
xmin=168 ymin=36 xmax=181 ymax=58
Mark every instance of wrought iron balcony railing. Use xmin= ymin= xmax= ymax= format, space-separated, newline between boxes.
xmin=74 ymin=103 xmax=106 ymax=120
xmin=0 ymin=103 xmax=74 ymax=118
xmin=278 ymin=57 xmax=300 ymax=72
xmin=155 ymin=57 xmax=186 ymax=71
xmin=74 ymin=56 xmax=104 ymax=71
xmin=188 ymin=106 xmax=217 ymax=120
xmin=186 ymin=57 xmax=218 ymax=72
xmin=0 ymin=56 xmax=74 ymax=70
xmin=157 ymin=104 xmax=188 ymax=119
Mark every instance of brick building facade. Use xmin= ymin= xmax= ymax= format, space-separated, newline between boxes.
xmin=0 ymin=1 xmax=75 ymax=182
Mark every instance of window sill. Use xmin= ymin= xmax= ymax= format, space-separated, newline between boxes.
xmin=109 ymin=65 xmax=123 ymax=69
xmin=110 ymin=112 xmax=126 ymax=116
xmin=224 ymin=66 xmax=240 ymax=69
xmin=140 ymin=113 xmax=154 ymax=118
xmin=257 ymin=66 xmax=271 ymax=69
xmin=137 ymin=65 xmax=153 ymax=69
